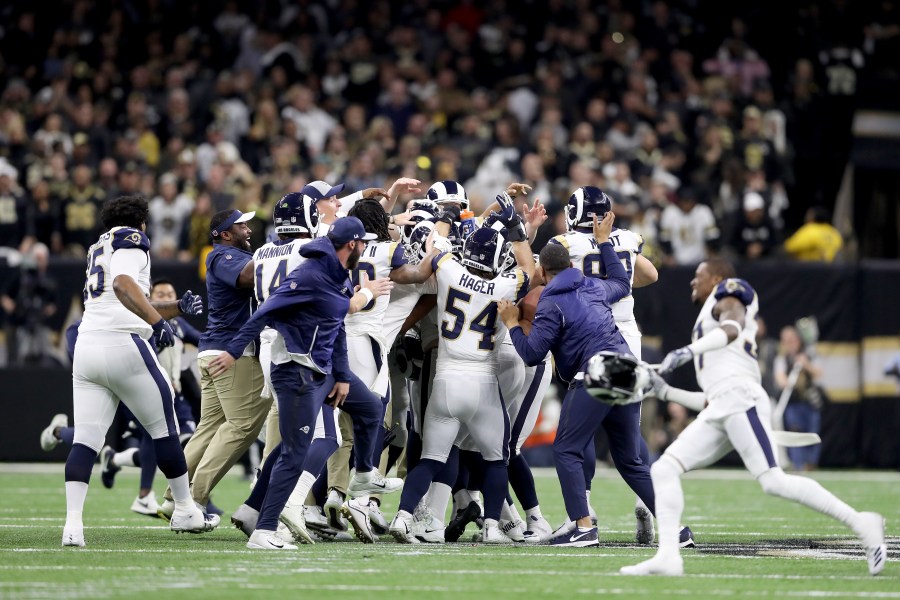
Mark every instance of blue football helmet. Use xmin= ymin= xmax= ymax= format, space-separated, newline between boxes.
xmin=566 ymin=186 xmax=612 ymax=231
xmin=274 ymin=192 xmax=319 ymax=235
xmin=461 ymin=226 xmax=507 ymax=273
xmin=404 ymin=220 xmax=436 ymax=265
xmin=426 ymin=180 xmax=469 ymax=209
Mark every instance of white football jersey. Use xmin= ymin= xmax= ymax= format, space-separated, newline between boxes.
xmin=433 ymin=253 xmax=529 ymax=372
xmin=693 ymin=278 xmax=762 ymax=395
xmin=80 ymin=227 xmax=153 ymax=338
xmin=550 ymin=227 xmax=643 ymax=322
xmin=345 ymin=240 xmax=408 ymax=339
xmin=382 ymin=276 xmax=437 ymax=349
xmin=253 ymin=236 xmax=313 ymax=344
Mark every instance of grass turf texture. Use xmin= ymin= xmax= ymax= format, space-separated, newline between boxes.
xmin=0 ymin=465 xmax=896 ymax=599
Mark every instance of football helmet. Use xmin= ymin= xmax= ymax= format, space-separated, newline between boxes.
xmin=404 ymin=220 xmax=436 ymax=265
xmin=461 ymin=227 xmax=507 ymax=274
xmin=401 ymin=201 xmax=440 ymax=244
xmin=566 ymin=186 xmax=612 ymax=231
xmin=584 ymin=351 xmax=650 ymax=405
xmin=274 ymin=192 xmax=319 ymax=235
xmin=426 ymin=180 xmax=469 ymax=209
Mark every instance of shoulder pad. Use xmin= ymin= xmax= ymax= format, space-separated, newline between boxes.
xmin=548 ymin=235 xmax=568 ymax=249
xmin=714 ymin=278 xmax=755 ymax=306
xmin=111 ymin=228 xmax=150 ymax=253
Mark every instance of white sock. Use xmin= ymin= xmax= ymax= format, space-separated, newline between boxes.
xmin=650 ymin=457 xmax=684 ymax=556
xmin=507 ymin=502 xmax=523 ymax=524
xmin=426 ymin=483 xmax=452 ymax=523
xmin=636 ymin=496 xmax=649 ymax=511
xmin=289 ymin=472 xmax=317 ymax=507
xmin=758 ymin=469 xmax=860 ymax=531
xmin=168 ymin=473 xmax=193 ymax=508
xmin=65 ymin=481 xmax=88 ymax=523
xmin=113 ymin=447 xmax=139 ymax=468
xmin=525 ymin=506 xmax=543 ymax=521
xmin=469 ymin=490 xmax=482 ymax=505
xmin=483 ymin=518 xmax=498 ymax=529
xmin=585 ymin=489 xmax=592 ymax=509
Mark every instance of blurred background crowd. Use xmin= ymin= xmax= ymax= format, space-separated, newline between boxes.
xmin=2 ymin=0 xmax=898 ymax=268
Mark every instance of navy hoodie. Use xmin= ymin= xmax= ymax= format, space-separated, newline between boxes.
xmin=508 ymin=242 xmax=632 ymax=383
xmin=225 ymin=237 xmax=353 ymax=380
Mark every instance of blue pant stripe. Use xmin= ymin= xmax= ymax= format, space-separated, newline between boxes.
xmin=130 ymin=334 xmax=177 ymax=437
xmin=746 ymin=405 xmax=777 ymax=469
xmin=509 ymin=362 xmax=545 ymax=453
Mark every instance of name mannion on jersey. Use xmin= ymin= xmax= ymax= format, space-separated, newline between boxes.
xmin=459 ymin=272 xmax=495 ymax=295
xmin=255 ymin=244 xmax=296 ymax=260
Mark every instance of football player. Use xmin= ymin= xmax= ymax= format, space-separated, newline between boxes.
xmin=621 ymin=260 xmax=886 ymax=576
xmin=63 ymin=195 xmax=215 ymax=547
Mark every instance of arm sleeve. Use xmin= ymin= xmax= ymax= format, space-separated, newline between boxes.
xmin=331 ymin=321 xmax=352 ymax=381
xmin=109 ymin=248 xmax=148 ymax=281
xmin=597 ymin=242 xmax=631 ymax=303
xmin=224 ymin=286 xmax=312 ymax=358
xmin=509 ymin=300 xmax=562 ymax=367
xmin=176 ymin=317 xmax=203 ymax=346
xmin=211 ymin=252 xmax=252 ymax=288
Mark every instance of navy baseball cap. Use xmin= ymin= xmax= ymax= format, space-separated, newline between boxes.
xmin=327 ymin=217 xmax=377 ymax=244
xmin=210 ymin=209 xmax=255 ymax=237
xmin=301 ymin=180 xmax=345 ymax=200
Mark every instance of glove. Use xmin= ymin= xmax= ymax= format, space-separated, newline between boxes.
xmin=646 ymin=370 xmax=670 ymax=400
xmin=152 ymin=318 xmax=176 ymax=350
xmin=178 ymin=290 xmax=203 ymax=315
xmin=504 ymin=218 xmax=527 ymax=242
xmin=659 ymin=346 xmax=694 ymax=374
xmin=494 ymin=192 xmax=516 ymax=225
xmin=437 ymin=205 xmax=461 ymax=224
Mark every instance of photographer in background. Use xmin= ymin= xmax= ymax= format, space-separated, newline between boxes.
xmin=774 ymin=325 xmax=825 ymax=471
xmin=0 ymin=243 xmax=59 ymax=366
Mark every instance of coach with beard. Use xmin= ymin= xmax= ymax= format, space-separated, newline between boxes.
xmin=208 ymin=216 xmax=391 ymax=549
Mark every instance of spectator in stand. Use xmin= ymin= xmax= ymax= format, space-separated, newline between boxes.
xmin=23 ymin=179 xmax=62 ymax=254
xmin=784 ymin=206 xmax=844 ymax=262
xmin=657 ymin=187 xmax=720 ymax=266
xmin=728 ymin=191 xmax=779 ymax=260
xmin=0 ymin=163 xmax=27 ymax=250
xmin=148 ymin=173 xmax=194 ymax=259
xmin=0 ymin=243 xmax=58 ymax=366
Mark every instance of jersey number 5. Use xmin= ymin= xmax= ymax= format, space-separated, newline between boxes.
xmin=84 ymin=246 xmax=106 ymax=300
xmin=441 ymin=288 xmax=498 ymax=350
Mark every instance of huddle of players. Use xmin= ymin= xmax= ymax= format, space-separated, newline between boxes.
xmin=229 ymin=177 xmax=660 ymax=546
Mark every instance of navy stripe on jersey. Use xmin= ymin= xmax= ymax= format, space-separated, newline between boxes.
xmin=130 ymin=334 xmax=178 ymax=437
xmin=112 ymin=228 xmax=150 ymax=253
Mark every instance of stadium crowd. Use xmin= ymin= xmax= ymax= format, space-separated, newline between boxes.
xmin=2 ymin=0 xmax=896 ymax=268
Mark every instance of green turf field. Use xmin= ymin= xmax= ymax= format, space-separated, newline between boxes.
xmin=0 ymin=464 xmax=896 ymax=599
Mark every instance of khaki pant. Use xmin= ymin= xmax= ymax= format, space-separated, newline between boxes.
xmin=168 ymin=355 xmax=269 ymax=504
xmin=324 ymin=410 xmax=355 ymax=497
xmin=261 ymin=401 xmax=280 ymax=466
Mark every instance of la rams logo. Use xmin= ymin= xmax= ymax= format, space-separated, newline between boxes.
xmin=127 ymin=232 xmax=143 ymax=245
xmin=290 ymin=281 xmax=297 ymax=289
xmin=725 ymin=279 xmax=745 ymax=294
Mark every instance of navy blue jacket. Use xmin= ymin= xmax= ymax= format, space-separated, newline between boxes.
xmin=509 ymin=242 xmax=631 ymax=383
xmin=225 ymin=237 xmax=354 ymax=380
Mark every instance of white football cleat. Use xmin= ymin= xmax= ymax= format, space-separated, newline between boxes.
xmin=635 ymin=506 xmax=655 ymax=545
xmin=412 ymin=502 xmax=445 ymax=543
xmin=62 ymin=523 xmax=85 ymax=547
xmin=348 ymin=469 xmax=403 ymax=497
xmin=389 ymin=511 xmax=419 ymax=544
xmin=522 ymin=515 xmax=553 ymax=543
xmin=620 ymin=554 xmax=684 ymax=576
xmin=40 ymin=413 xmax=68 ymax=452
xmin=368 ymin=500 xmax=389 ymax=535
xmin=170 ymin=504 xmax=218 ymax=533
xmin=856 ymin=512 xmax=886 ymax=576
xmin=231 ymin=504 xmax=259 ymax=538
xmin=482 ymin=522 xmax=508 ymax=544
xmin=131 ymin=492 xmax=160 ymax=517
xmin=342 ymin=497 xmax=376 ymax=543
xmin=280 ymin=502 xmax=315 ymax=544
xmin=324 ymin=489 xmax=348 ymax=531
xmin=499 ymin=519 xmax=525 ymax=542
xmin=247 ymin=529 xmax=297 ymax=550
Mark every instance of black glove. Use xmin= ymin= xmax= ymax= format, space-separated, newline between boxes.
xmin=152 ymin=318 xmax=176 ymax=350
xmin=504 ymin=218 xmax=528 ymax=242
xmin=438 ymin=205 xmax=461 ymax=225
